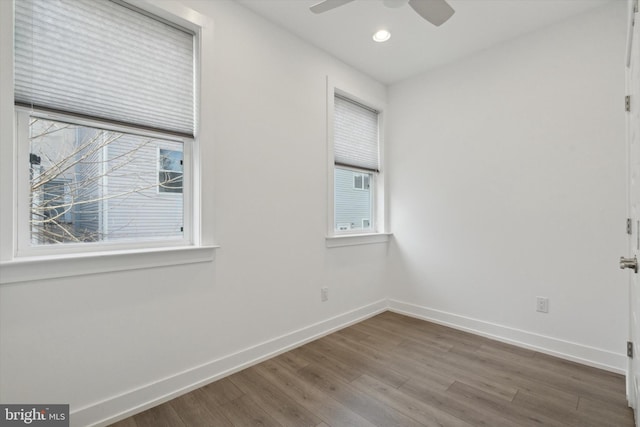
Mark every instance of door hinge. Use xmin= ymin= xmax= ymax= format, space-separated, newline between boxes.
xmin=628 ymin=218 xmax=633 ymax=235
xmin=626 ymin=95 xmax=631 ymax=112
xmin=628 ymin=341 xmax=634 ymax=358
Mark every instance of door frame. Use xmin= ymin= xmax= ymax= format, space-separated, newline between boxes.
xmin=626 ymin=0 xmax=640 ymax=419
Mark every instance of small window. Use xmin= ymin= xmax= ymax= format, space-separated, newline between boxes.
xmin=353 ymin=173 xmax=370 ymax=190
xmin=354 ymin=174 xmax=363 ymax=189
xmin=159 ymin=149 xmax=184 ymax=194
xmin=333 ymin=94 xmax=379 ymax=233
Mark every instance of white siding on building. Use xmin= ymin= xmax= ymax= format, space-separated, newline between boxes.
xmin=73 ymin=127 xmax=104 ymax=240
xmin=104 ymin=135 xmax=183 ymax=241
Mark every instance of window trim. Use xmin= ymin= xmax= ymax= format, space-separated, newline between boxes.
xmin=0 ymin=245 xmax=217 ymax=285
xmin=0 ymin=0 xmax=217 ymax=282
xmin=325 ymin=232 xmax=392 ymax=248
xmin=326 ymin=76 xmax=389 ymax=245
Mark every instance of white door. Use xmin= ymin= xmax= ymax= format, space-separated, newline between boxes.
xmin=627 ymin=1 xmax=640 ymax=423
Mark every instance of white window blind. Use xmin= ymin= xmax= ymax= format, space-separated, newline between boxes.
xmin=14 ymin=0 xmax=195 ymax=137
xmin=334 ymin=94 xmax=379 ymax=172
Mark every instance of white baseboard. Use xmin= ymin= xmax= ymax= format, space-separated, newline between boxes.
xmin=72 ymin=299 xmax=388 ymax=427
xmin=73 ymin=298 xmax=627 ymax=426
xmin=388 ymin=299 xmax=627 ymax=374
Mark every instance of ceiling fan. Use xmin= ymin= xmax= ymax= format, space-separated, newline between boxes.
xmin=310 ymin=0 xmax=455 ymax=27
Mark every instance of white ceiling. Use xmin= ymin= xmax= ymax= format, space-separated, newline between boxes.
xmin=237 ymin=0 xmax=616 ymax=84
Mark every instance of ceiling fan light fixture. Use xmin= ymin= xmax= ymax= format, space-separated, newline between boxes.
xmin=310 ymin=0 xmax=455 ymax=27
xmin=372 ymin=29 xmax=391 ymax=42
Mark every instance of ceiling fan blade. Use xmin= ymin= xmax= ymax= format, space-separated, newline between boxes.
xmin=408 ymin=0 xmax=455 ymax=26
xmin=310 ymin=0 xmax=355 ymax=14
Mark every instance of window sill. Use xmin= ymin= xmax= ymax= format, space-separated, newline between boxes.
xmin=325 ymin=233 xmax=392 ymax=248
xmin=0 ymin=245 xmax=218 ymax=285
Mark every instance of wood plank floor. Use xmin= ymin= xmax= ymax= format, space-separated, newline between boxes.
xmin=109 ymin=312 xmax=634 ymax=426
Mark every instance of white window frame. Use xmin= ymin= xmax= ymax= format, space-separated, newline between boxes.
xmin=325 ymin=77 xmax=391 ymax=247
xmin=0 ymin=0 xmax=218 ymax=284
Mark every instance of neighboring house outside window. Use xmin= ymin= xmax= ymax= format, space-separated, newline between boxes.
xmin=334 ymin=168 xmax=373 ymax=231
xmin=27 ymin=118 xmax=186 ymax=245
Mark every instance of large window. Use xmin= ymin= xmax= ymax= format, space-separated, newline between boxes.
xmin=14 ymin=0 xmax=196 ymax=254
xmin=333 ymin=94 xmax=380 ymax=233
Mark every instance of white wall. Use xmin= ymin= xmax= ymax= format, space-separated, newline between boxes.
xmin=0 ymin=1 xmax=388 ymax=425
xmin=387 ymin=2 xmax=629 ymax=371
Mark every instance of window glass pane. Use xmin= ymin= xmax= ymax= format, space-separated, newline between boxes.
xmin=160 ymin=149 xmax=183 ymax=172
xmin=29 ymin=117 xmax=183 ymax=245
xmin=158 ymin=172 xmax=183 ymax=193
xmin=159 ymin=149 xmax=183 ymax=193
xmin=334 ymin=167 xmax=372 ymax=232
xmin=354 ymin=174 xmax=363 ymax=189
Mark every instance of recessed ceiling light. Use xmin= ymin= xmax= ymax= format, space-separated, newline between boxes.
xmin=372 ymin=29 xmax=391 ymax=43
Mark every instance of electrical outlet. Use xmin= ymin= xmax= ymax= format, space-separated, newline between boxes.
xmin=536 ymin=296 xmax=549 ymax=313
xmin=321 ymin=287 xmax=329 ymax=302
